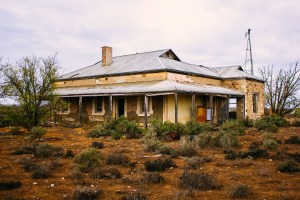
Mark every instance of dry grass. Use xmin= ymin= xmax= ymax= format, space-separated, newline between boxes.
xmin=0 ymin=126 xmax=299 ymax=199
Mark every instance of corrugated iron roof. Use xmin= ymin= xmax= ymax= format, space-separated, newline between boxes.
xmin=61 ymin=49 xmax=263 ymax=82
xmin=55 ymin=80 xmax=244 ymax=96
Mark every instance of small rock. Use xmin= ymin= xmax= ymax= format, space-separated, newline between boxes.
xmin=170 ymin=167 xmax=173 ymax=169
xmin=33 ymin=182 xmax=37 ymax=185
xmin=127 ymin=186 xmax=131 ymax=188
xmin=63 ymin=195 xmax=67 ymax=198
xmin=51 ymin=184 xmax=54 ymax=187
xmin=61 ymin=177 xmax=65 ymax=180
xmin=91 ymin=184 xmax=94 ymax=187
xmin=268 ymin=159 xmax=273 ymax=162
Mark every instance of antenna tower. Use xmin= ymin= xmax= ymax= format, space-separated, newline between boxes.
xmin=244 ymin=29 xmax=254 ymax=75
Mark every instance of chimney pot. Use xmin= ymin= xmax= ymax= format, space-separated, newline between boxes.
xmin=102 ymin=46 xmax=112 ymax=66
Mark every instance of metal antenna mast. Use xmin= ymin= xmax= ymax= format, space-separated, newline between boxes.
xmin=244 ymin=29 xmax=254 ymax=75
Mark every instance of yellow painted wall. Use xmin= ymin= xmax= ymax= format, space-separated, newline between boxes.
xmin=166 ymin=94 xmax=193 ymax=123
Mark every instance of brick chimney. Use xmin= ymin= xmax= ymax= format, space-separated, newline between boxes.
xmin=102 ymin=46 xmax=112 ymax=66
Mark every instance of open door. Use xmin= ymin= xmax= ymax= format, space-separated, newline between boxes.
xmin=196 ymin=106 xmax=206 ymax=122
xmin=117 ymin=97 xmax=125 ymax=117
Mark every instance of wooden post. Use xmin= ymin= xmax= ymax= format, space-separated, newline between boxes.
xmin=79 ymin=96 xmax=82 ymax=124
xmin=192 ymin=94 xmax=196 ymax=121
xmin=226 ymin=96 xmax=229 ymax=120
xmin=144 ymin=95 xmax=148 ymax=129
xmin=109 ymin=95 xmax=113 ymax=120
xmin=175 ymin=93 xmax=178 ymax=123
xmin=210 ymin=94 xmax=214 ymax=125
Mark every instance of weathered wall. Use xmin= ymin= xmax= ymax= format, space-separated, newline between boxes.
xmin=223 ymin=79 xmax=264 ymax=119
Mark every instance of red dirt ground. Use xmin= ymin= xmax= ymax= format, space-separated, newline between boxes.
xmin=0 ymin=126 xmax=299 ymax=200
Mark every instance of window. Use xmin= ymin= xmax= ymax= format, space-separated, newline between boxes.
xmin=253 ymin=93 xmax=258 ymax=113
xmin=93 ymin=96 xmax=105 ymax=115
xmin=137 ymin=96 xmax=153 ymax=116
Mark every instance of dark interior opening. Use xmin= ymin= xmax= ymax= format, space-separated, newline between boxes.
xmin=118 ymin=97 xmax=125 ymax=117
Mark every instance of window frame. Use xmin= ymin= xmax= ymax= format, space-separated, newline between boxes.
xmin=252 ymin=92 xmax=258 ymax=113
xmin=137 ymin=96 xmax=153 ymax=116
xmin=92 ymin=96 xmax=105 ymax=115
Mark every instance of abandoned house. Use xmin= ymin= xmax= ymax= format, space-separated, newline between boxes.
xmin=55 ymin=46 xmax=264 ymax=127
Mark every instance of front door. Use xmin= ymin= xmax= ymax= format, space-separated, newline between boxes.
xmin=117 ymin=97 xmax=125 ymax=117
xmin=196 ymin=106 xmax=206 ymax=122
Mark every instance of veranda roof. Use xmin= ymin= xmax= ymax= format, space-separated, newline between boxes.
xmin=55 ymin=80 xmax=244 ymax=97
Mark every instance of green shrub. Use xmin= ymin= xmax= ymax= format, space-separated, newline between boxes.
xmin=263 ymin=139 xmax=279 ymax=151
xmin=177 ymin=137 xmax=198 ymax=157
xmin=185 ymin=156 xmax=204 ymax=169
xmin=73 ymin=187 xmax=103 ymax=200
xmin=224 ymin=150 xmax=239 ymax=160
xmin=254 ymin=119 xmax=278 ymax=133
xmin=91 ymin=167 xmax=121 ymax=179
xmin=242 ymin=117 xmax=254 ymax=127
xmin=12 ymin=144 xmax=37 ymax=155
xmin=31 ymin=165 xmax=51 ymax=179
xmin=88 ymin=126 xmax=110 ymax=138
xmin=21 ymin=158 xmax=37 ymax=172
xmin=292 ymin=108 xmax=300 ymax=118
xmin=150 ymin=120 xmax=187 ymax=138
xmin=144 ymin=158 xmax=176 ymax=172
xmin=230 ymin=184 xmax=252 ymax=198
xmin=263 ymin=115 xmax=289 ymax=127
xmin=180 ymin=172 xmax=221 ymax=190
xmin=90 ymin=117 xmax=142 ymax=139
xmin=29 ymin=126 xmax=47 ymax=139
xmin=213 ymin=130 xmax=240 ymax=149
xmin=277 ymin=159 xmax=300 ymax=173
xmin=106 ymin=153 xmax=131 ymax=167
xmin=239 ymin=148 xmax=268 ymax=159
xmin=74 ymin=148 xmax=102 ymax=172
xmin=142 ymin=137 xmax=164 ymax=152
xmin=222 ymin=119 xmax=245 ymax=136
xmin=185 ymin=121 xmax=212 ymax=135
xmin=198 ymin=132 xmax=213 ymax=148
xmin=34 ymin=143 xmax=63 ymax=158
xmin=158 ymin=145 xmax=177 ymax=156
xmin=141 ymin=172 xmax=165 ymax=184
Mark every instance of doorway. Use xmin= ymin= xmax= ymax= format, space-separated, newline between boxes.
xmin=117 ymin=97 xmax=125 ymax=117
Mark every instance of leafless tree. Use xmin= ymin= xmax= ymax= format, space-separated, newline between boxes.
xmin=259 ymin=61 xmax=300 ymax=116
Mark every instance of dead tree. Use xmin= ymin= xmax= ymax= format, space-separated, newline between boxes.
xmin=259 ymin=61 xmax=300 ymax=116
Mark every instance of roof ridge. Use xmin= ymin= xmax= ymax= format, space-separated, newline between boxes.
xmin=112 ymin=49 xmax=170 ymax=59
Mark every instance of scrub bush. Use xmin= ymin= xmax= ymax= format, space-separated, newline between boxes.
xmin=277 ymin=159 xmax=300 ymax=173
xmin=180 ymin=172 xmax=221 ymax=190
xmin=144 ymin=158 xmax=176 ymax=172
xmin=222 ymin=119 xmax=245 ymax=136
xmin=285 ymin=136 xmax=300 ymax=144
xmin=91 ymin=167 xmax=121 ymax=179
xmin=91 ymin=141 xmax=104 ymax=149
xmin=31 ymin=165 xmax=51 ymax=179
xmin=263 ymin=139 xmax=279 ymax=151
xmin=141 ymin=172 xmax=165 ymax=184
xmin=29 ymin=126 xmax=47 ymax=139
xmin=73 ymin=187 xmax=103 ymax=200
xmin=106 ymin=153 xmax=131 ymax=167
xmin=74 ymin=148 xmax=102 ymax=172
xmin=185 ymin=121 xmax=212 ymax=135
xmin=34 ymin=143 xmax=64 ymax=158
xmin=230 ymin=184 xmax=252 ymax=198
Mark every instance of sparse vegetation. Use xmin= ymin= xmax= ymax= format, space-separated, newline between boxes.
xmin=34 ymin=143 xmax=63 ymax=158
xmin=91 ymin=167 xmax=121 ymax=179
xmin=73 ymin=187 xmax=103 ymax=200
xmin=91 ymin=141 xmax=104 ymax=149
xmin=277 ymin=159 xmax=300 ymax=173
xmin=221 ymin=119 xmax=245 ymax=136
xmin=180 ymin=172 xmax=221 ymax=190
xmin=177 ymin=136 xmax=198 ymax=157
xmin=285 ymin=136 xmax=300 ymax=144
xmin=29 ymin=126 xmax=47 ymax=139
xmin=144 ymin=157 xmax=176 ymax=172
xmin=263 ymin=139 xmax=279 ymax=151
xmin=141 ymin=172 xmax=165 ymax=184
xmin=121 ymin=190 xmax=147 ymax=200
xmin=230 ymin=184 xmax=252 ymax=199
xmin=74 ymin=148 xmax=103 ymax=172
xmin=31 ymin=165 xmax=51 ymax=179
xmin=106 ymin=153 xmax=131 ymax=167
xmin=88 ymin=117 xmax=142 ymax=139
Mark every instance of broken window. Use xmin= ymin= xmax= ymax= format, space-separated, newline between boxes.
xmin=253 ymin=93 xmax=258 ymax=113
xmin=229 ymin=98 xmax=237 ymax=119
xmin=94 ymin=96 xmax=103 ymax=113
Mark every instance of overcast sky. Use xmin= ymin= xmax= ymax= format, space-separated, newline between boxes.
xmin=0 ymin=0 xmax=299 ymax=75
